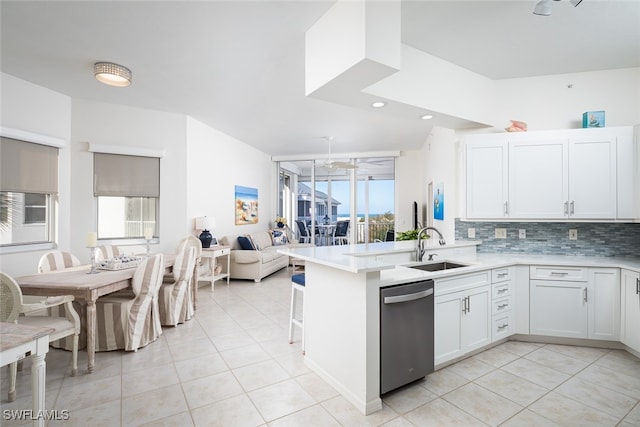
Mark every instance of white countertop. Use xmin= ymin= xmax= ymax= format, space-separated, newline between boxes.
xmin=278 ymin=241 xmax=640 ymax=285
xmin=278 ymin=240 xmax=482 ymax=273
xmin=379 ymin=253 xmax=640 ymax=286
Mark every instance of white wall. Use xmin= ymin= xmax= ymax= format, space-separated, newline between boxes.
xmin=394 ymin=150 xmax=423 ymax=233
xmin=495 ymin=68 xmax=640 ymax=131
xmin=0 ymin=73 xmax=72 ymax=276
xmin=186 ymin=117 xmax=273 ymax=242
xmin=71 ymin=99 xmax=188 ymax=259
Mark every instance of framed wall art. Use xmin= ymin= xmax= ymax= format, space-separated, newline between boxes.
xmin=235 ymin=185 xmax=258 ymax=225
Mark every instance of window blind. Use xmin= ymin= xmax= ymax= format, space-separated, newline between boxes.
xmin=0 ymin=136 xmax=58 ymax=193
xmin=93 ymin=153 xmax=160 ymax=197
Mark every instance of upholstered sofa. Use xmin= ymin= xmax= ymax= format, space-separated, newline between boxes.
xmin=220 ymin=230 xmax=309 ymax=282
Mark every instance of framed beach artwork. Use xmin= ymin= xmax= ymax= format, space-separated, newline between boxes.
xmin=433 ymin=182 xmax=444 ymax=221
xmin=235 ymin=185 xmax=259 ymax=225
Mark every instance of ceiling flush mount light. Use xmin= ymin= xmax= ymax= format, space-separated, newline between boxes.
xmin=371 ymin=101 xmax=386 ymax=108
xmin=421 ymin=114 xmax=434 ymax=120
xmin=94 ymin=62 xmax=132 ymax=87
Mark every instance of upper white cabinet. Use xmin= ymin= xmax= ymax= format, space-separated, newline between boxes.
xmin=465 ymin=126 xmax=636 ymax=221
xmin=509 ymin=136 xmax=569 ymax=219
xmin=466 ymin=135 xmax=509 ymax=218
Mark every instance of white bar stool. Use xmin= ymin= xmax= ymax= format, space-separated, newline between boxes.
xmin=288 ymin=273 xmax=305 ymax=354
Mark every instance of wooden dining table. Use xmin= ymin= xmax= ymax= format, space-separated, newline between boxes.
xmin=15 ymin=254 xmax=174 ymax=373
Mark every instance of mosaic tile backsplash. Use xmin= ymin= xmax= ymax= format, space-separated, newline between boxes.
xmin=455 ymin=219 xmax=640 ymax=257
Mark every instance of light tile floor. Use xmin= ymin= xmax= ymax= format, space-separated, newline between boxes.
xmin=2 ymin=267 xmax=639 ymax=426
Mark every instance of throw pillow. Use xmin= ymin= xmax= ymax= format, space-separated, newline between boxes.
xmin=237 ymin=235 xmax=256 ymax=250
xmin=270 ymin=229 xmax=288 ymax=246
xmin=248 ymin=234 xmax=260 ymax=250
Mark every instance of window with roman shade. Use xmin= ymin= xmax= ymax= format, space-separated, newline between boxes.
xmin=0 ymin=136 xmax=58 ymax=246
xmin=93 ymin=153 xmax=160 ymax=240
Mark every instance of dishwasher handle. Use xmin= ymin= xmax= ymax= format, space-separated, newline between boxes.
xmin=384 ymin=288 xmax=433 ymax=304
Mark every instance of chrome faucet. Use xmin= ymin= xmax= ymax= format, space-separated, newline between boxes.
xmin=416 ymin=226 xmax=446 ymax=262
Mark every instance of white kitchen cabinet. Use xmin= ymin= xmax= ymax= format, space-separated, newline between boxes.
xmin=530 ymin=266 xmax=620 ymax=340
xmin=464 ymin=126 xmax=634 ymax=220
xmin=509 ymin=137 xmax=569 ymax=219
xmin=621 ymin=269 xmax=640 ymax=352
xmin=465 ymin=136 xmax=509 ymax=219
xmin=435 ymin=283 xmax=491 ymax=365
xmin=530 ymin=278 xmax=588 ymax=338
xmin=491 ymin=267 xmax=515 ymax=342
xmin=568 ymin=137 xmax=617 ymax=219
xmin=588 ymin=268 xmax=620 ymax=341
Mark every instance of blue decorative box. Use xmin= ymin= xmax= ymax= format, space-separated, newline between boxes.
xmin=582 ymin=111 xmax=605 ymax=128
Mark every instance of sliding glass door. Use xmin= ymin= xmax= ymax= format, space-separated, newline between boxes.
xmin=278 ymin=157 xmax=395 ymax=245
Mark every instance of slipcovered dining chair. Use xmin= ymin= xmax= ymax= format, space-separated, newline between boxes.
xmin=96 ymin=245 xmax=121 ymax=261
xmin=37 ymin=250 xmax=81 ymax=273
xmin=158 ymin=246 xmax=196 ymax=326
xmin=37 ymin=250 xmax=85 ymax=351
xmin=0 ymin=272 xmax=80 ymax=401
xmin=94 ymin=254 xmax=164 ymax=352
xmin=168 ymin=235 xmax=202 ymax=313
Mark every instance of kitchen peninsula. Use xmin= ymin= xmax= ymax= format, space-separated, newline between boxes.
xmin=278 ymin=241 xmax=640 ymax=416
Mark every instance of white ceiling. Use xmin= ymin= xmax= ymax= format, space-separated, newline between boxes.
xmin=1 ymin=0 xmax=639 ymax=158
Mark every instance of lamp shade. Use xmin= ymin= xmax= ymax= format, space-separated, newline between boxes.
xmin=195 ymin=216 xmax=210 ymax=230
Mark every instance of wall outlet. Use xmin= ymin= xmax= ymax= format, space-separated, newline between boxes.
xmin=468 ymin=228 xmax=476 ymax=239
xmin=495 ymin=228 xmax=507 ymax=239
xmin=519 ymin=229 xmax=526 ymax=239
xmin=569 ymin=229 xmax=578 ymax=240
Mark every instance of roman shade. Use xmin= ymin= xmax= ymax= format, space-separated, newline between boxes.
xmin=0 ymin=137 xmax=58 ymax=193
xmin=93 ymin=153 xmax=160 ymax=197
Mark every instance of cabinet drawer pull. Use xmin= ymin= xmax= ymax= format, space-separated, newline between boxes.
xmin=550 ymin=272 xmax=569 ymax=276
xmin=636 ymin=278 xmax=639 ymax=295
xmin=497 ymin=272 xmax=508 ymax=278
xmin=497 ymin=324 xmax=508 ymax=330
xmin=583 ymin=287 xmax=588 ymax=303
xmin=504 ymin=201 xmax=509 ymax=216
xmin=570 ymin=201 xmax=575 ymax=215
xmin=497 ymin=303 xmax=508 ymax=309
xmin=564 ymin=201 xmax=569 ymax=215
xmin=497 ymin=288 xmax=508 ymax=294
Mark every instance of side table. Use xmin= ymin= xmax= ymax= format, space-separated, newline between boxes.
xmin=0 ymin=322 xmax=53 ymax=427
xmin=201 ymin=245 xmax=231 ymax=292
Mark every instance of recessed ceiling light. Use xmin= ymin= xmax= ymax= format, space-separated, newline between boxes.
xmin=371 ymin=101 xmax=386 ymax=108
xmin=421 ymin=114 xmax=434 ymax=120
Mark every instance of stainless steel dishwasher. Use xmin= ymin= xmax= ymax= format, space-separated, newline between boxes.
xmin=380 ymin=279 xmax=434 ymax=395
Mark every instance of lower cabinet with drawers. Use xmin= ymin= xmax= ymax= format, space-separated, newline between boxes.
xmin=491 ymin=266 xmax=515 ymax=342
xmin=433 ymin=262 xmax=633 ymax=366
xmin=529 ymin=265 xmax=620 ymax=341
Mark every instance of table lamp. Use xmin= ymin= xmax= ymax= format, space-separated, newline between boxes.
xmin=195 ymin=216 xmax=216 ymax=248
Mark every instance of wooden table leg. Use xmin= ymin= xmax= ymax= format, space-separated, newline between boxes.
xmin=86 ymin=300 xmax=96 ymax=373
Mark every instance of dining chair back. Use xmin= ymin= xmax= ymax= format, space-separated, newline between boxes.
xmin=385 ymin=230 xmax=395 ymax=241
xmin=96 ymin=245 xmax=121 ymax=261
xmin=158 ymin=246 xmax=196 ymax=326
xmin=37 ymin=250 xmax=85 ymax=351
xmin=295 ymin=220 xmax=311 ymax=243
xmin=333 ymin=220 xmax=350 ymax=245
xmin=95 ymin=253 xmax=165 ymax=352
xmin=1 ymin=271 xmax=80 ymax=401
xmin=38 ymin=250 xmax=81 ymax=273
xmin=174 ymin=235 xmax=202 ymax=315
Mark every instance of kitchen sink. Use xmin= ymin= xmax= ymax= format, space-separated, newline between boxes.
xmin=408 ymin=261 xmax=469 ymax=272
